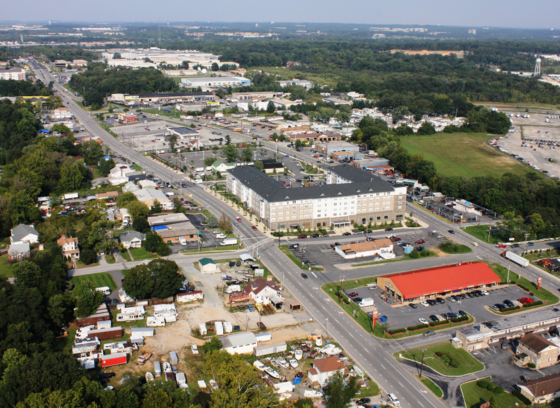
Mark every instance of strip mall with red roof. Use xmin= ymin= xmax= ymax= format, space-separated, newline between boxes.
xmin=377 ymin=262 xmax=500 ymax=303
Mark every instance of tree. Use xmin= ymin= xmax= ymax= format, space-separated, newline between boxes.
xmin=127 ymin=200 xmax=150 ymax=219
xmin=417 ymin=121 xmax=436 ymax=135
xmin=169 ymin=133 xmax=178 ymax=152
xmin=324 ymin=372 xmax=359 ymax=408
xmin=133 ymin=217 xmax=150 ymax=233
xmin=254 ymin=160 xmax=264 ymax=171
xmin=266 ymin=101 xmax=275 ymax=114
xmin=204 ymin=157 xmax=215 ymax=167
xmin=241 ymin=146 xmax=253 ymax=162
xmin=225 ymin=135 xmax=231 ymax=145
xmin=113 ymin=52 xmax=121 ymax=59
xmin=223 ymin=143 xmax=238 ymax=162
xmin=295 ymin=139 xmax=303 ymax=148
xmin=122 ymin=259 xmax=182 ymax=300
xmin=211 ymin=62 xmax=219 ymax=71
xmin=207 ymin=215 xmax=219 ymax=228
xmin=156 ymin=243 xmax=171 ymax=257
xmin=201 ymin=337 xmax=222 ymax=354
xmin=98 ymin=158 xmax=115 ymax=176
xmin=59 ymin=162 xmax=84 ymax=192
xmin=12 ymin=261 xmax=42 ymax=288
xmin=73 ymin=279 xmax=104 ymax=317
xmin=151 ymin=199 xmax=162 ymax=214
xmin=80 ymin=248 xmax=97 ymax=265
xmin=144 ymin=232 xmax=165 ymax=253
xmin=219 ymin=212 xmax=233 ymax=234
xmin=181 ymin=61 xmax=189 ymax=69
xmin=116 ymin=191 xmax=137 ymax=208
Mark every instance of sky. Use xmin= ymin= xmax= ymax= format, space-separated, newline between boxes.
xmin=4 ymin=0 xmax=559 ymax=29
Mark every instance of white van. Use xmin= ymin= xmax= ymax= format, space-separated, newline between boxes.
xmin=179 ymin=236 xmax=187 ymax=246
xmin=388 ymin=393 xmax=400 ymax=406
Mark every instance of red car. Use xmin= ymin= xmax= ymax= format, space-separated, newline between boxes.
xmin=281 ymin=181 xmax=286 ymax=184
xmin=298 ymin=234 xmax=307 ymax=239
xmin=391 ymin=237 xmax=401 ymax=242
xmin=415 ymin=240 xmax=425 ymax=245
xmin=236 ymin=217 xmax=242 ymax=222
xmin=496 ymin=244 xmax=507 ymax=248
xmin=252 ymin=226 xmax=257 ymax=231
xmin=348 ymin=292 xmax=359 ymax=298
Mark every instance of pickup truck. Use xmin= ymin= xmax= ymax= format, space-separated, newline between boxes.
xmin=137 ymin=351 xmax=152 ymax=365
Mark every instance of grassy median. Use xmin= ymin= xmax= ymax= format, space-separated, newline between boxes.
xmin=397 ymin=343 xmax=484 ymax=376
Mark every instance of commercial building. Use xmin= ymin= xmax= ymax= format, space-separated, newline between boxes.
xmin=455 ymin=307 xmax=560 ymax=352
xmin=231 ymin=91 xmax=278 ymax=101
xmin=167 ymin=126 xmax=199 ymax=140
xmin=109 ymin=92 xmax=215 ymax=105
xmin=331 ymin=151 xmax=365 ymax=162
xmin=118 ymin=113 xmax=137 ymax=123
xmin=220 ymin=332 xmax=258 ymax=355
xmin=227 ymin=164 xmax=407 ymax=231
xmin=515 ymin=333 xmax=559 ymax=369
xmin=0 ymin=67 xmax=26 ymax=80
xmin=316 ymin=141 xmax=360 ymax=157
xmin=182 ymin=77 xmax=251 ymax=88
xmin=199 ymin=258 xmax=220 ymax=274
xmin=277 ymin=80 xmax=313 ymax=90
xmin=288 ymin=132 xmax=342 ymax=144
xmin=148 ymin=213 xmax=199 ymax=243
xmin=518 ymin=373 xmax=560 ymax=405
xmin=352 ymin=159 xmax=391 ymax=171
xmin=335 ymin=239 xmax=394 ymax=260
xmin=243 ymin=278 xmax=283 ymax=306
xmin=260 ymin=159 xmax=285 ymax=174
xmin=378 ymin=262 xmax=500 ymax=303
xmin=133 ymin=189 xmax=173 ymax=210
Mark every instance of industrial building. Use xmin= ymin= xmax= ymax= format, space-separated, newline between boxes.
xmin=316 ymin=141 xmax=360 ymax=157
xmin=108 ymin=92 xmax=215 ymax=105
xmin=181 ymin=77 xmax=251 ymax=88
xmin=231 ymin=91 xmax=279 ymax=101
xmin=227 ymin=164 xmax=407 ymax=231
xmin=277 ymin=80 xmax=313 ymax=89
xmin=378 ymin=262 xmax=500 ymax=303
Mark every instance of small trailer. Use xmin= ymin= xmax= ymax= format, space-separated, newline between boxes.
xmin=153 ymin=361 xmax=162 ymax=377
xmin=170 ymin=351 xmax=179 ymax=365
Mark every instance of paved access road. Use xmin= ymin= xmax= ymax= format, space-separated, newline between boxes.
xmin=36 ymin=62 xmax=560 ymax=408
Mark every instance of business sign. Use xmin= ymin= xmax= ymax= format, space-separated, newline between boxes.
xmin=372 ymin=310 xmax=379 ymax=330
xmin=206 ymin=101 xmax=220 ymax=107
xmin=537 ymin=277 xmax=542 ymax=291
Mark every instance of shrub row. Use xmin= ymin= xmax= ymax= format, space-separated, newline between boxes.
xmin=477 ymin=379 xmax=505 ymax=394
xmin=499 ymin=306 xmax=521 ymax=313
xmin=450 ymin=315 xmax=469 ymax=323
xmin=388 ymin=328 xmax=407 ymax=335
xmin=524 ymin=300 xmax=544 ymax=308
xmin=407 ymin=324 xmax=429 ymax=331
xmin=429 ymin=320 xmax=449 ymax=327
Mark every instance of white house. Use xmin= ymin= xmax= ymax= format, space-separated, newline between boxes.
xmin=10 ymin=224 xmax=39 ymax=244
xmin=243 ymin=278 xmax=282 ymax=305
xmin=108 ymin=165 xmax=136 ymax=185
xmin=57 ymin=235 xmax=80 ymax=260
xmin=119 ymin=231 xmax=144 ymax=249
xmin=220 ymin=332 xmax=258 ymax=355
xmin=307 ymin=356 xmax=348 ymax=386
xmin=212 ymin=161 xmax=235 ymax=173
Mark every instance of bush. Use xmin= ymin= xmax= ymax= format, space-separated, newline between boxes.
xmin=487 ymin=383 xmax=496 ymax=392
xmin=477 ymin=379 xmax=491 ymax=388
xmin=449 ymin=358 xmax=460 ymax=368
xmin=495 ymin=386 xmax=504 ymax=394
xmin=387 ymin=328 xmax=406 ymax=335
xmin=420 ymin=249 xmax=433 ymax=257
xmin=408 ymin=249 xmax=419 ymax=259
xmin=80 ymin=249 xmax=97 ymax=265
xmin=528 ymin=363 xmax=536 ymax=369
xmin=499 ymin=306 xmax=521 ymax=313
xmin=429 ymin=320 xmax=449 ymax=327
xmin=407 ymin=324 xmax=429 ymax=331
xmin=524 ymin=301 xmax=543 ymax=308
xmin=156 ymin=243 xmax=171 ymax=256
xmin=450 ymin=315 xmax=469 ymax=323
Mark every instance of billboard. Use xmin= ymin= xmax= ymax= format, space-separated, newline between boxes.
xmin=206 ymin=101 xmax=220 ymax=107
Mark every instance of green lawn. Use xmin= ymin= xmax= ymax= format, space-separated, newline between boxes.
xmin=0 ymin=254 xmax=14 ymax=278
xmin=461 ymin=377 xmax=529 ymax=408
xmin=355 ymin=378 xmax=380 ymax=398
xmin=420 ymin=376 xmax=443 ymax=398
xmin=132 ymin=163 xmax=143 ymax=171
xmin=399 ymin=343 xmax=484 ymax=376
xmin=439 ymin=242 xmax=473 ymax=254
xmin=106 ymin=255 xmax=116 ymax=264
xmin=401 ymin=133 xmax=532 ymax=178
xmin=120 ymin=249 xmax=131 ymax=262
xmin=129 ymin=247 xmax=158 ymax=261
xmin=488 ymin=262 xmax=559 ymax=304
xmin=279 ymin=245 xmax=324 ymax=271
xmin=463 ymin=225 xmax=509 ymax=244
xmin=72 ymin=273 xmax=117 ymax=291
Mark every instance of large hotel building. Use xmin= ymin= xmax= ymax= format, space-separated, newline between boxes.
xmin=226 ymin=164 xmax=407 ymax=231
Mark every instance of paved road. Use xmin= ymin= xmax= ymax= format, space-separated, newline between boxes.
xmin=36 ymin=62 xmax=560 ymax=408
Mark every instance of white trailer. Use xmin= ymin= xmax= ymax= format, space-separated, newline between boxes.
xmin=223 ymin=321 xmax=233 ymax=333
xmin=154 ymin=304 xmax=176 ymax=313
xmin=117 ymin=313 xmax=145 ymax=322
xmin=177 ymin=372 xmax=188 ymax=388
xmin=199 ymin=323 xmax=207 ymax=335
xmin=147 ymin=317 xmax=166 ymax=327
xmin=131 ymin=327 xmax=155 ymax=337
xmin=503 ymin=251 xmax=529 ymax=267
xmin=220 ymin=238 xmax=238 ymax=246
xmin=63 ymin=192 xmax=79 ymax=200
xmin=215 ymin=321 xmax=224 ymax=335
xmin=195 ymin=167 xmax=204 ymax=172
xmin=118 ymin=305 xmax=145 ymax=314
xmin=154 ymin=361 xmax=162 ymax=377
xmin=359 ymin=297 xmax=374 ymax=308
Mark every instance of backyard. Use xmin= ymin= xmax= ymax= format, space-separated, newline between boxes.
xmin=401 ymin=133 xmax=531 ymax=178
xmin=129 ymin=247 xmax=158 ymax=261
xmin=71 ymin=272 xmax=117 ymax=291
xmin=0 ymin=254 xmax=13 ymax=278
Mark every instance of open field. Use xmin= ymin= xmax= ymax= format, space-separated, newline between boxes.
xmin=71 ymin=272 xmax=117 ymax=291
xmin=401 ymin=133 xmax=531 ymax=177
xmin=390 ymin=49 xmax=464 ymax=57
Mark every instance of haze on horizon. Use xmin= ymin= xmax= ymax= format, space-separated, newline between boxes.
xmin=4 ymin=0 xmax=560 ymax=29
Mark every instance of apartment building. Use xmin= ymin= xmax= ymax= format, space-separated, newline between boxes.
xmin=227 ymin=164 xmax=406 ymax=231
xmin=0 ymin=67 xmax=26 ymax=80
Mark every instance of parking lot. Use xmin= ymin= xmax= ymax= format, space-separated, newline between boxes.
xmin=286 ymin=228 xmax=448 ymax=266
xmin=352 ymin=285 xmax=534 ymax=331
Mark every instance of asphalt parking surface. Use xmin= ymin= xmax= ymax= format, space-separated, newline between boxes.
xmin=351 ymin=285 xmax=534 ymax=330
xmin=186 ymin=213 xmax=230 ymax=249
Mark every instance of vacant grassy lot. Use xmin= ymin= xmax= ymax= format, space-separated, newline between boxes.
xmin=399 ymin=343 xmax=484 ymax=376
xmin=461 ymin=377 xmax=529 ymax=408
xmin=129 ymin=247 xmax=158 ymax=261
xmin=463 ymin=225 xmax=510 ymax=244
xmin=72 ymin=273 xmax=117 ymax=291
xmin=0 ymin=255 xmax=14 ymax=278
xmin=401 ymin=133 xmax=531 ymax=178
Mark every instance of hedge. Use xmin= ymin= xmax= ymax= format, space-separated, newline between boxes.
xmin=450 ymin=315 xmax=469 ymax=323
xmin=388 ymin=328 xmax=406 ymax=335
xmin=499 ymin=306 xmax=521 ymax=313
xmin=407 ymin=324 xmax=429 ymax=331
xmin=429 ymin=320 xmax=449 ymax=327
xmin=524 ymin=301 xmax=544 ymax=308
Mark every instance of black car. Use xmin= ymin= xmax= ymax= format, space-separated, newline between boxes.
xmin=366 ymin=230 xmax=373 ymax=233
xmin=358 ymin=398 xmax=371 ymax=404
xmin=342 ymin=232 xmax=351 ymax=236
xmin=436 ymin=297 xmax=445 ymax=304
xmin=353 ymin=297 xmax=363 ymax=303
xmin=430 ymin=315 xmax=439 ymax=322
xmin=322 ymin=234 xmax=330 ymax=238
xmin=504 ymin=300 xmax=515 ymax=308
xmin=448 ymin=230 xmax=455 ymax=234
xmin=512 ymin=243 xmax=520 ymax=248
xmin=424 ymin=330 xmax=436 ymax=337
xmin=290 ymin=244 xmax=300 ymax=249
xmin=311 ymin=234 xmax=320 ymax=238
xmin=409 ymin=303 xmax=418 ymax=309
xmin=458 ymin=310 xmax=467 ymax=317
xmin=301 ymin=273 xmax=308 ymax=279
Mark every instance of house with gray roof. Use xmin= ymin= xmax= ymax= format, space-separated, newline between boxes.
xmin=8 ymin=242 xmax=30 ymax=261
xmin=119 ymin=231 xmax=145 ymax=249
xmin=10 ymin=224 xmax=39 ymax=244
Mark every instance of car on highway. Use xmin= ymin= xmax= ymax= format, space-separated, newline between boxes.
xmin=212 ymin=230 xmax=221 ymax=234
xmin=527 ymin=242 xmax=534 ymax=246
xmin=420 ymin=301 xmax=429 ymax=307
xmin=415 ymin=240 xmax=425 ymax=245
xmin=236 ymin=217 xmax=242 ymax=222
xmin=496 ymin=244 xmax=507 ymax=248
xmin=472 ymin=242 xmax=479 ymax=246
xmin=423 ymin=330 xmax=435 ymax=337
xmin=298 ymin=234 xmax=308 ymax=239
xmin=354 ymin=231 xmax=364 ymax=235
xmin=512 ymin=243 xmax=520 ymax=248
xmin=301 ymin=273 xmax=308 ymax=279
xmin=311 ymin=234 xmax=320 ymax=238
xmin=233 ymin=221 xmax=239 ymax=226
xmin=252 ymin=226 xmax=257 ymax=231
xmin=419 ymin=318 xmax=429 ymax=325
xmin=385 ymin=228 xmax=393 ymax=231
xmin=181 ymin=183 xmax=186 ymax=188
xmin=448 ymin=230 xmax=455 ymax=234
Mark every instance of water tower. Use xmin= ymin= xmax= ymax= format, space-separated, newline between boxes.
xmin=534 ymin=58 xmax=541 ymax=77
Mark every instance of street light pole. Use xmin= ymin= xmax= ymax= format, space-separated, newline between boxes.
xmin=419 ymin=349 xmax=426 ymax=379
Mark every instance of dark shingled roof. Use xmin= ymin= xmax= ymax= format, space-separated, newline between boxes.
xmin=522 ymin=372 xmax=560 ymax=398
xmin=228 ymin=165 xmax=394 ymax=203
xmin=519 ymin=333 xmax=557 ymax=353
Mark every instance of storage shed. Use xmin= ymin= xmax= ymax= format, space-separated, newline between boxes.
xmin=254 ymin=341 xmax=287 ymax=357
xmin=199 ymin=258 xmax=220 ymax=274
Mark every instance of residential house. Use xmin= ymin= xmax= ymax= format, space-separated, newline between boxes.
xmin=212 ymin=161 xmax=235 ymax=173
xmin=123 ymin=181 xmax=139 ymax=193
xmin=518 ymin=372 xmax=560 ymax=405
xmin=307 ymin=356 xmax=349 ymax=386
xmin=133 ymin=188 xmax=173 ymax=210
xmin=57 ymin=235 xmax=80 ymax=260
xmin=119 ymin=231 xmax=144 ymax=249
xmin=8 ymin=242 xmax=30 ymax=261
xmin=220 ymin=332 xmax=258 ymax=355
xmin=243 ymin=278 xmax=282 ymax=305
xmin=108 ymin=165 xmax=135 ymax=185
xmin=10 ymin=224 xmax=39 ymax=244
xmin=515 ymin=334 xmax=559 ymax=369
xmin=199 ymin=258 xmax=220 ymax=274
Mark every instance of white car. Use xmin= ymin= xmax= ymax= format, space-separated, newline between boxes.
xmin=388 ymin=393 xmax=400 ymax=406
xmin=480 ymin=290 xmax=489 ymax=296
xmin=216 ymin=233 xmax=227 ymax=239
xmin=419 ymin=318 xmax=428 ymax=325
xmin=212 ymin=230 xmax=221 ymax=234
xmin=420 ymin=301 xmax=429 ymax=307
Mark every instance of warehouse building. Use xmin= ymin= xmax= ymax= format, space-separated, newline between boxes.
xmin=378 ymin=262 xmax=500 ymax=303
xmin=316 ymin=141 xmax=360 ymax=157
xmin=167 ymin=126 xmax=200 ymax=140
xmin=277 ymin=80 xmax=313 ymax=89
xmin=227 ymin=164 xmax=406 ymax=231
xmin=182 ymin=77 xmax=251 ymax=88
xmin=109 ymin=92 xmax=215 ymax=105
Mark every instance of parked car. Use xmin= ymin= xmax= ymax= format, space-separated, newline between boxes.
xmin=311 ymin=234 xmax=320 ymax=238
xmin=298 ymin=234 xmax=308 ymax=239
xmin=252 ymin=226 xmax=257 ymax=231
xmin=342 ymin=232 xmax=351 ymax=236
xmin=348 ymin=292 xmax=359 ymax=297
xmin=420 ymin=301 xmax=429 ymax=307
xmin=419 ymin=318 xmax=429 ymax=325
xmin=385 ymin=228 xmax=393 ymax=231
xmin=458 ymin=310 xmax=467 ymax=317
xmin=424 ymin=330 xmax=435 ymax=337
xmin=415 ymin=240 xmax=425 ymax=245
xmin=430 ymin=315 xmax=439 ymax=322
xmin=409 ymin=303 xmax=417 ymax=309
xmin=289 ymin=244 xmax=299 ymax=249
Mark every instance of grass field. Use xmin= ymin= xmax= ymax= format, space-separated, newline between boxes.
xmin=0 ymin=255 xmax=14 ymax=278
xmin=399 ymin=343 xmax=484 ymax=376
xmin=463 ymin=225 xmax=509 ymax=244
xmin=419 ymin=376 xmax=443 ymax=398
xmin=461 ymin=377 xmax=529 ymax=408
xmin=129 ymin=247 xmax=158 ymax=261
xmin=72 ymin=273 xmax=117 ymax=291
xmin=401 ymin=133 xmax=531 ymax=178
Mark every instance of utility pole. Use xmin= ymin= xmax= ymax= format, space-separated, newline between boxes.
xmin=507 ymin=264 xmax=510 ymax=283
xmin=339 ymin=275 xmax=344 ymax=304
xmin=419 ymin=349 xmax=426 ymax=379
